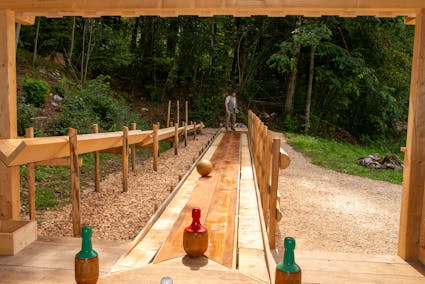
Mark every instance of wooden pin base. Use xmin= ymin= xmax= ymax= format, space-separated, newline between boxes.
xmin=183 ymin=230 xmax=208 ymax=257
xmin=275 ymin=269 xmax=301 ymax=284
xmin=75 ymin=256 xmax=99 ymax=284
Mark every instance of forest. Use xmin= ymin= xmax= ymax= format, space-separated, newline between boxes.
xmin=16 ymin=15 xmax=414 ymax=149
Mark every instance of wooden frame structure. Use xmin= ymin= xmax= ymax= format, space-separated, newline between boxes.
xmin=0 ymin=0 xmax=425 ymax=264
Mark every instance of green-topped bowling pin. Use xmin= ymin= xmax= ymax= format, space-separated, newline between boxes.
xmin=275 ymin=237 xmax=301 ymax=284
xmin=75 ymin=226 xmax=99 ymax=284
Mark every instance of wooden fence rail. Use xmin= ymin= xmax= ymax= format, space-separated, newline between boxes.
xmin=3 ymin=121 xmax=203 ymax=237
xmin=247 ymin=110 xmax=290 ymax=249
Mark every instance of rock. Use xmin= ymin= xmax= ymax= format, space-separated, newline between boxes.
xmin=53 ymin=94 xmax=63 ymax=101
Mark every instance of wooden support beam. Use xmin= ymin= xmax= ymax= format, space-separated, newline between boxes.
xmin=405 ymin=16 xmax=416 ymax=25
xmin=69 ymin=128 xmax=81 ymax=237
xmin=92 ymin=124 xmax=100 ymax=192
xmin=174 ymin=123 xmax=179 ymax=155
xmin=34 ymin=157 xmax=82 ymax=167
xmin=122 ymin=126 xmax=129 ymax=192
xmin=153 ymin=124 xmax=158 ymax=171
xmin=25 ymin=128 xmax=35 ymax=221
xmin=15 ymin=15 xmax=34 ymax=25
xmin=399 ymin=8 xmax=425 ymax=263
xmin=0 ymin=10 xmax=20 ymax=220
xmin=131 ymin=123 xmax=136 ymax=172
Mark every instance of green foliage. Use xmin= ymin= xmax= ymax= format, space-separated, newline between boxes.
xmin=36 ymin=188 xmax=59 ymax=209
xmin=49 ymin=75 xmax=147 ymax=135
xmin=23 ymin=77 xmax=49 ymax=107
xmin=286 ymin=133 xmax=403 ymax=184
xmin=191 ymin=92 xmax=224 ymax=126
xmin=17 ymin=95 xmax=38 ymax=136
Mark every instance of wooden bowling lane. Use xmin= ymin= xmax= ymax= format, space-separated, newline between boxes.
xmin=153 ymin=132 xmax=241 ymax=267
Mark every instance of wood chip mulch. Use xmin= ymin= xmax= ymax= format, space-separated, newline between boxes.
xmin=37 ymin=129 xmax=217 ymax=240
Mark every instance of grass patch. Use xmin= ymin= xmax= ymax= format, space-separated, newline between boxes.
xmin=286 ymin=133 xmax=403 ymax=185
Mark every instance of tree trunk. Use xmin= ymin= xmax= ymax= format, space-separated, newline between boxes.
xmin=80 ymin=19 xmax=87 ymax=84
xmin=305 ymin=46 xmax=315 ymax=133
xmin=83 ymin=20 xmax=95 ymax=84
xmin=68 ymin=17 xmax=76 ymax=67
xmin=284 ymin=16 xmax=303 ymax=115
xmin=32 ymin=17 xmax=41 ymax=65
xmin=208 ymin=19 xmax=216 ymax=77
xmin=15 ymin=23 xmax=21 ymax=49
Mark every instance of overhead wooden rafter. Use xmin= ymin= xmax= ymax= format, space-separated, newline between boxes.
xmin=1 ymin=0 xmax=424 ymax=18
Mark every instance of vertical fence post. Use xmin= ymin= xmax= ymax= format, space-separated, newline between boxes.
xmin=167 ymin=100 xmax=171 ymax=127
xmin=184 ymin=121 xmax=188 ymax=147
xmin=122 ymin=126 xmax=129 ymax=192
xmin=131 ymin=122 xmax=136 ymax=172
xmin=269 ymin=138 xmax=281 ymax=249
xmin=153 ymin=123 xmax=159 ymax=171
xmin=193 ymin=121 xmax=197 ymax=140
xmin=174 ymin=123 xmax=179 ymax=155
xmin=69 ymin=128 xmax=81 ymax=237
xmin=185 ymin=101 xmax=188 ymax=126
xmin=92 ymin=124 xmax=100 ymax=192
xmin=263 ymin=129 xmax=273 ymax=229
xmin=176 ymin=100 xmax=180 ymax=127
xmin=25 ymin=127 xmax=36 ymax=221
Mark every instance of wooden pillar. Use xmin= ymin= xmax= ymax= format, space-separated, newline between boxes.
xmin=0 ymin=10 xmax=20 ymax=220
xmin=174 ymin=123 xmax=179 ymax=155
xmin=193 ymin=121 xmax=197 ymax=140
xmin=131 ymin=122 xmax=136 ymax=171
xmin=25 ymin=128 xmax=36 ymax=221
xmin=153 ymin=124 xmax=159 ymax=171
xmin=122 ymin=126 xmax=129 ymax=192
xmin=399 ymin=9 xmax=425 ymax=264
xmin=92 ymin=124 xmax=100 ymax=192
xmin=69 ymin=128 xmax=81 ymax=237
xmin=167 ymin=100 xmax=171 ymax=127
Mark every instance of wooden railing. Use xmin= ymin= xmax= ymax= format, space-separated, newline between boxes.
xmin=248 ymin=110 xmax=290 ymax=249
xmin=0 ymin=121 xmax=203 ymax=236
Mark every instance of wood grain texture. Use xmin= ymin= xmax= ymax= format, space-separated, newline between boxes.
xmin=92 ymin=124 xmax=100 ymax=192
xmin=398 ymin=8 xmax=425 ymax=263
xmin=69 ymin=128 xmax=81 ymax=237
xmin=25 ymin=128 xmax=36 ymax=221
xmin=153 ymin=132 xmax=240 ymax=267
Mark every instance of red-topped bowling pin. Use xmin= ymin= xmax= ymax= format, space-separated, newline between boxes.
xmin=183 ymin=207 xmax=208 ymax=257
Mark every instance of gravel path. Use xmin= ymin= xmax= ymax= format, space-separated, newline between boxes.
xmin=276 ymin=138 xmax=402 ymax=255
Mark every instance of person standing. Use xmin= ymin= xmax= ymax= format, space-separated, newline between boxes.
xmin=225 ymin=91 xmax=237 ymax=131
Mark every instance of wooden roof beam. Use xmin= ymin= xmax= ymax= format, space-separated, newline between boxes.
xmin=15 ymin=15 xmax=34 ymax=25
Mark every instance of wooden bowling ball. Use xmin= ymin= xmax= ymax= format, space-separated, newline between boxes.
xmin=196 ymin=160 xmax=212 ymax=176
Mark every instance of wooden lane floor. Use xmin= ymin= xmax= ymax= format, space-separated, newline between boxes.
xmin=153 ymin=131 xmax=240 ymax=267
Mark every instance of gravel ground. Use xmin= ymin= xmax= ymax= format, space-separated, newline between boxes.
xmin=276 ymin=138 xmax=402 ymax=255
xmin=38 ymin=129 xmax=402 ymax=255
xmin=38 ymin=128 xmax=217 ymax=240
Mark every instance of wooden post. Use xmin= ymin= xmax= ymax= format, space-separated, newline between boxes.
xmin=176 ymin=100 xmax=180 ymax=127
xmin=185 ymin=101 xmax=188 ymax=126
xmin=0 ymin=10 xmax=20 ymax=220
xmin=167 ymin=100 xmax=171 ymax=127
xmin=25 ymin=127 xmax=36 ymax=221
xmin=184 ymin=121 xmax=188 ymax=147
xmin=262 ymin=129 xmax=273 ymax=230
xmin=131 ymin=122 xmax=136 ymax=172
xmin=194 ymin=121 xmax=197 ymax=140
xmin=174 ymin=123 xmax=179 ymax=155
xmin=122 ymin=126 xmax=129 ymax=192
xmin=399 ymin=8 xmax=425 ymax=263
xmin=69 ymin=128 xmax=81 ymax=237
xmin=269 ymin=138 xmax=281 ymax=249
xmin=153 ymin=123 xmax=159 ymax=171
xmin=92 ymin=124 xmax=100 ymax=192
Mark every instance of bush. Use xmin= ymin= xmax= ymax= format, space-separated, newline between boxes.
xmin=22 ymin=77 xmax=49 ymax=107
xmin=48 ymin=75 xmax=147 ymax=135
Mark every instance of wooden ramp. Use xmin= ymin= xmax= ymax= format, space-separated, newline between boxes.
xmin=109 ymin=130 xmax=272 ymax=283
